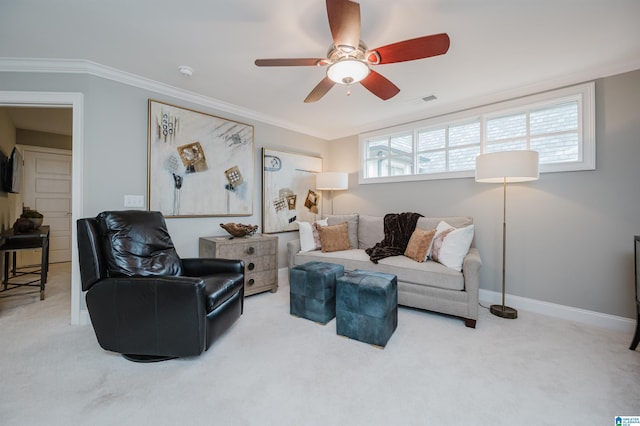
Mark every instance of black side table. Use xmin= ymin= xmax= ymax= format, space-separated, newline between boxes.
xmin=631 ymin=236 xmax=640 ymax=350
xmin=0 ymin=226 xmax=50 ymax=300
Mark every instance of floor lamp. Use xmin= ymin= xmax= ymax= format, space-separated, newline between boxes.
xmin=316 ymin=172 xmax=348 ymax=215
xmin=475 ymin=150 xmax=539 ymax=319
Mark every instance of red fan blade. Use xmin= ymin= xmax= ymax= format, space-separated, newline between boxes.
xmin=326 ymin=0 xmax=361 ymax=50
xmin=368 ymin=33 xmax=450 ymax=65
xmin=360 ymin=70 xmax=400 ymax=100
xmin=304 ymin=77 xmax=336 ymax=103
xmin=255 ymin=58 xmax=327 ymax=67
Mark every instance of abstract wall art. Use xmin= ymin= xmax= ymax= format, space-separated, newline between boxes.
xmin=262 ymin=148 xmax=322 ymax=233
xmin=148 ymin=100 xmax=254 ymax=217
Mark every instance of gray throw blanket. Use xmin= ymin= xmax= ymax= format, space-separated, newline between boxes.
xmin=366 ymin=212 xmax=423 ymax=264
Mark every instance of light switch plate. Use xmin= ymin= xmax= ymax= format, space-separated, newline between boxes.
xmin=124 ymin=194 xmax=145 ymax=208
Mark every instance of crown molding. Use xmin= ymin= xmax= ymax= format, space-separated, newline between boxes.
xmin=0 ymin=57 xmax=327 ymax=140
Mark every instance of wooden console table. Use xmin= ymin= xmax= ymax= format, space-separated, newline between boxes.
xmin=199 ymin=234 xmax=278 ymax=296
xmin=0 ymin=226 xmax=50 ymax=300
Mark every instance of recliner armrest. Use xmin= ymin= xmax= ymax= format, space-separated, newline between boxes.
xmin=181 ymin=258 xmax=245 ymax=276
xmin=86 ymin=276 xmax=209 ymax=357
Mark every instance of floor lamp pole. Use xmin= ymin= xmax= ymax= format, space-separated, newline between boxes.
xmin=329 ymin=189 xmax=334 ymax=215
xmin=490 ymin=177 xmax=518 ymax=319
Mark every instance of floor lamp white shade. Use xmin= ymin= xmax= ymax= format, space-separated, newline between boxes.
xmin=475 ymin=150 xmax=539 ymax=319
xmin=316 ymin=172 xmax=348 ymax=215
xmin=476 ymin=150 xmax=539 ymax=183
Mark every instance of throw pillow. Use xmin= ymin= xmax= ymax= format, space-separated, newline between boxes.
xmin=404 ymin=228 xmax=436 ymax=262
xmin=318 ymin=222 xmax=351 ymax=252
xmin=296 ymin=219 xmax=328 ymax=252
xmin=430 ymin=223 xmax=475 ymax=271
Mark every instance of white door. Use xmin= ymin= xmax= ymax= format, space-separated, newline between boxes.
xmin=20 ymin=146 xmax=72 ymax=265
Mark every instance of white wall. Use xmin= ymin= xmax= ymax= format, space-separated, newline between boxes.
xmin=328 ymin=69 xmax=640 ymax=319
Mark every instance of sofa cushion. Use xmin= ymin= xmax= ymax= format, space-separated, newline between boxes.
xmin=319 ymin=222 xmax=351 ymax=252
xmin=295 ymin=249 xmax=464 ymax=291
xmin=417 ymin=216 xmax=474 ymax=232
xmin=357 ymin=215 xmax=384 ymax=250
xmin=326 ymin=213 xmax=358 ymax=249
xmin=404 ymin=228 xmax=436 ymax=262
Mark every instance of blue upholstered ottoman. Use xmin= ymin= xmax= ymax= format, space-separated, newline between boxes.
xmin=336 ymin=270 xmax=398 ymax=347
xmin=289 ymin=261 xmax=344 ymax=324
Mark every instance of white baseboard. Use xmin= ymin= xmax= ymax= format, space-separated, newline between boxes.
xmin=480 ymin=289 xmax=635 ymax=332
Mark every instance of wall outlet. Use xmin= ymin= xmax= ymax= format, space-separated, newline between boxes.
xmin=124 ymin=194 xmax=145 ymax=208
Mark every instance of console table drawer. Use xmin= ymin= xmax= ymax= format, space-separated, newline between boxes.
xmin=199 ymin=234 xmax=278 ymax=296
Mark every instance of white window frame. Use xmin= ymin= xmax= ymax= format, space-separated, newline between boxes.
xmin=359 ymin=82 xmax=595 ymax=184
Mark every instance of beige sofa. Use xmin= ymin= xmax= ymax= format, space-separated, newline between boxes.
xmin=287 ymin=214 xmax=481 ymax=328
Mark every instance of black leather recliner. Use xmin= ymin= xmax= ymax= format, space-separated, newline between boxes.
xmin=77 ymin=210 xmax=244 ymax=362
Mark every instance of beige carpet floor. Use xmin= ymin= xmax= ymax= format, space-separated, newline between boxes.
xmin=1 ymin=263 xmax=638 ymax=425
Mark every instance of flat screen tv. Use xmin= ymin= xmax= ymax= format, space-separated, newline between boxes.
xmin=3 ymin=147 xmax=23 ymax=193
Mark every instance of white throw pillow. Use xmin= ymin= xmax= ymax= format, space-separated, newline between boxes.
xmin=296 ymin=219 xmax=327 ymax=252
xmin=430 ymin=221 xmax=474 ymax=271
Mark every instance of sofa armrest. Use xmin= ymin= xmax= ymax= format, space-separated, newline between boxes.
xmin=462 ymin=247 xmax=482 ymax=318
xmin=287 ymin=239 xmax=302 ymax=268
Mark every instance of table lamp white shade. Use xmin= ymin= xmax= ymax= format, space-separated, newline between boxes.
xmin=476 ymin=150 xmax=539 ymax=183
xmin=316 ymin=172 xmax=348 ymax=191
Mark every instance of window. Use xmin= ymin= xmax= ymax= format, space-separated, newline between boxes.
xmin=359 ymin=82 xmax=595 ymax=184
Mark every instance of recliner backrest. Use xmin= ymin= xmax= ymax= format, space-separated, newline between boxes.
xmin=96 ymin=210 xmax=183 ymax=277
xmin=77 ymin=217 xmax=108 ymax=291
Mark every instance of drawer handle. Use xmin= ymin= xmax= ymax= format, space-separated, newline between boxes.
xmin=246 ymin=246 xmax=255 ymax=255
xmin=247 ymin=278 xmax=255 ymax=286
xmin=248 ymin=262 xmax=255 ymax=271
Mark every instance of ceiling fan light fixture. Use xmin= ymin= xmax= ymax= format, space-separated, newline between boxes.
xmin=327 ymin=59 xmax=369 ymax=85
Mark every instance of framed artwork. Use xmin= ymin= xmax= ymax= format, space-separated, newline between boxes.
xmin=147 ymin=100 xmax=254 ymax=217
xmin=262 ymin=148 xmax=322 ymax=234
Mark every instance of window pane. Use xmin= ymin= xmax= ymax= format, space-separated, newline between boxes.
xmin=390 ymin=134 xmax=412 ymax=154
xmin=366 ymin=139 xmax=389 ymax=159
xmin=418 ymin=128 xmax=445 ymax=151
xmin=390 ymin=155 xmax=413 ymax=175
xmin=531 ymin=102 xmax=578 ymax=135
xmin=486 ymin=140 xmax=527 ymax=152
xmin=366 ymin=158 xmax=390 ymax=177
xmin=417 ymin=151 xmax=445 ymax=174
xmin=487 ymin=113 xmax=526 ymax=141
xmin=449 ymin=121 xmax=480 ymax=147
xmin=532 ymin=134 xmax=579 ymax=163
xmin=449 ymin=146 xmax=480 ymax=171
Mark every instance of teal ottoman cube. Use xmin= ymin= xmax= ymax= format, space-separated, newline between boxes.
xmin=289 ymin=261 xmax=344 ymax=324
xmin=336 ymin=270 xmax=398 ymax=347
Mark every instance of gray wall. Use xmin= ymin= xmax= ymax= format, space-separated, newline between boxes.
xmin=2 ymin=68 xmax=639 ymax=320
xmin=0 ymin=72 xmax=328 ymax=268
xmin=328 ymin=69 xmax=640 ymax=319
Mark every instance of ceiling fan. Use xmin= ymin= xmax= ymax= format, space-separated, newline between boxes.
xmin=255 ymin=0 xmax=450 ymax=103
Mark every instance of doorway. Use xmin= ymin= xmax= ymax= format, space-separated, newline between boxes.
xmin=0 ymin=91 xmax=84 ymax=325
